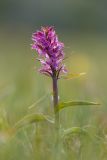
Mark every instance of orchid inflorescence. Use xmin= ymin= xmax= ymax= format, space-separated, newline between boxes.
xmin=31 ymin=26 xmax=67 ymax=79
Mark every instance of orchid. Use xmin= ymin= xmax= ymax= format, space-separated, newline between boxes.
xmin=13 ymin=26 xmax=100 ymax=159
xmin=31 ymin=26 xmax=99 ymax=128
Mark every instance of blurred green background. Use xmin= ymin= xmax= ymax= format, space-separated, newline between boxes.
xmin=0 ymin=0 xmax=107 ymax=160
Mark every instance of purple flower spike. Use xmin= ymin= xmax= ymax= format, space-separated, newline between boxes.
xmin=31 ymin=26 xmax=67 ymax=78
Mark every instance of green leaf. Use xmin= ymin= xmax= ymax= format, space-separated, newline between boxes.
xmin=56 ymin=101 xmax=100 ymax=112
xmin=61 ymin=72 xmax=86 ymax=80
xmin=14 ymin=113 xmax=54 ymax=129
xmin=62 ymin=127 xmax=87 ymax=138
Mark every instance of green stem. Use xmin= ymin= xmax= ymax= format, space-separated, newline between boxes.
xmin=52 ymin=74 xmax=61 ymax=159
xmin=52 ymin=76 xmax=59 ymax=128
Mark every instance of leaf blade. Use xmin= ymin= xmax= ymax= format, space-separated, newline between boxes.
xmin=63 ymin=127 xmax=87 ymax=137
xmin=56 ymin=101 xmax=100 ymax=112
xmin=61 ymin=72 xmax=86 ymax=80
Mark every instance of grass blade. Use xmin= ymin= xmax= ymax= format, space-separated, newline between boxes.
xmin=14 ymin=113 xmax=54 ymax=130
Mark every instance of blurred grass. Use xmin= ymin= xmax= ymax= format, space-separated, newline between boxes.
xmin=0 ymin=29 xmax=107 ymax=160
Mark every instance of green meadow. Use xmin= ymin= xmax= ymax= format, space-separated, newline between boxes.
xmin=0 ymin=30 xmax=107 ymax=160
